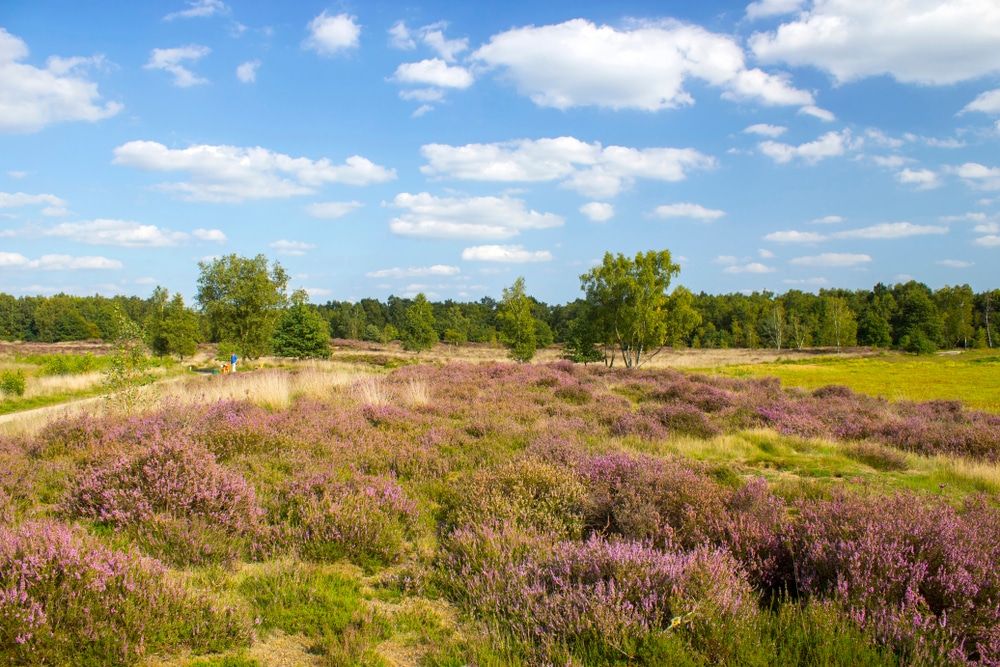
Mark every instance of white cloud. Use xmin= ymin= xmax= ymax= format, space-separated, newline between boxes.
xmin=759 ymin=130 xmax=856 ymax=164
xmin=113 ymin=141 xmax=395 ymax=203
xmin=145 ymin=45 xmax=211 ymax=87
xmin=783 ymin=277 xmax=829 ymax=285
xmin=751 ymin=1 xmax=1000 ymax=85
xmin=192 ymin=228 xmax=226 ymax=242
xmin=0 ymin=192 xmax=67 ymax=209
xmin=797 ymin=105 xmax=836 ymax=122
xmin=305 ymin=201 xmax=364 ymax=219
xmin=940 ymin=211 xmax=986 ymax=223
xmin=0 ymin=29 xmax=121 ymax=133
xmin=0 ymin=252 xmax=122 ymax=270
xmin=973 ymin=222 xmax=999 ymax=234
xmin=865 ymin=128 xmax=904 ymax=148
xmin=924 ymin=137 xmax=965 ymax=149
xmin=412 ymin=104 xmax=434 ymax=117
xmin=461 ymin=245 xmax=553 ymax=263
xmin=714 ymin=255 xmax=739 ymax=264
xmin=419 ymin=25 xmax=468 ymax=62
xmin=937 ymin=260 xmax=975 ymax=268
xmin=952 ymin=162 xmax=1000 ymax=190
xmin=652 ymin=203 xmax=725 ymax=221
xmin=399 ymin=88 xmax=445 ymax=103
xmin=579 ymin=202 xmax=615 ymax=222
xmin=833 ymin=222 xmax=948 ymax=239
xmin=303 ymin=12 xmax=360 ymax=56
xmin=164 ymin=0 xmax=228 ymax=20
xmin=759 ymin=248 xmax=775 ymax=258
xmin=744 ymin=123 xmax=787 ymax=137
xmin=366 ymin=265 xmax=460 ymax=278
xmin=872 ymin=155 xmax=911 ymax=168
xmin=963 ymin=89 xmax=1000 ymax=114
xmin=723 ymin=262 xmax=776 ymax=274
xmin=42 ymin=219 xmax=189 ymax=247
xmin=393 ymin=59 xmax=474 ymax=89
xmin=895 ymin=168 xmax=941 ymax=189
xmin=270 ymin=239 xmax=315 ymax=256
xmin=746 ymin=0 xmax=807 ymax=20
xmin=974 ymin=235 xmax=1000 ymax=247
xmin=790 ymin=253 xmax=872 ymax=267
xmin=7 ymin=171 xmax=26 ymax=179
xmin=421 ymin=136 xmax=714 ymax=199
xmin=810 ymin=215 xmax=843 ymax=224
xmin=236 ymin=60 xmax=260 ymax=83
xmin=388 ymin=21 xmax=416 ymax=50
xmin=134 ymin=277 xmax=157 ymax=285
xmin=387 ymin=192 xmax=564 ymax=240
xmin=472 ymin=19 xmax=814 ymax=111
xmin=764 ymin=230 xmax=827 ymax=243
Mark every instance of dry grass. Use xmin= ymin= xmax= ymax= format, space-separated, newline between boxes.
xmin=352 ymin=375 xmax=389 ymax=406
xmin=23 ymin=371 xmax=104 ymax=398
xmin=400 ymin=378 xmax=429 ymax=406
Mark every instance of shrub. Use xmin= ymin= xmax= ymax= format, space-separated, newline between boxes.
xmin=0 ymin=369 xmax=26 ymax=397
xmin=0 ymin=520 xmax=253 ymax=666
xmin=843 ymin=442 xmax=908 ymax=472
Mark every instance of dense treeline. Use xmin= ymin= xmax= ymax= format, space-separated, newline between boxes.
xmin=1 ymin=280 xmax=997 ymax=354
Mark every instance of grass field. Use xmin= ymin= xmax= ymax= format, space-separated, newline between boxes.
xmin=701 ymin=349 xmax=1000 ymax=412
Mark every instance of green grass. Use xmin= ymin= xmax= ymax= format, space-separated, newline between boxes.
xmin=700 ymin=349 xmax=1000 ymax=412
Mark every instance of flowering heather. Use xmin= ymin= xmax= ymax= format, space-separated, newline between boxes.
xmin=273 ymin=470 xmax=418 ymax=566
xmin=0 ymin=520 xmax=253 ymax=665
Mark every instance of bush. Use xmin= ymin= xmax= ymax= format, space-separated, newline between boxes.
xmin=0 ymin=369 xmax=26 ymax=397
xmin=0 ymin=520 xmax=253 ymax=666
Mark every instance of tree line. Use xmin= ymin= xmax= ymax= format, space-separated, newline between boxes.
xmin=1 ymin=252 xmax=997 ymax=363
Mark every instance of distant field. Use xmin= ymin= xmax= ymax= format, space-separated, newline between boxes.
xmin=702 ymin=349 xmax=1000 ymax=412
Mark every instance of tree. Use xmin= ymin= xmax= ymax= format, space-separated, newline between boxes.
xmin=103 ymin=306 xmax=152 ymax=416
xmin=161 ymin=293 xmax=200 ymax=360
xmin=402 ymin=293 xmax=438 ymax=352
xmin=892 ymin=281 xmax=942 ymax=353
xmin=497 ymin=277 xmax=537 ymax=363
xmin=563 ymin=301 xmax=604 ymax=365
xmin=580 ymin=250 xmax=680 ymax=368
xmin=936 ymin=284 xmax=974 ymax=348
xmin=819 ymin=296 xmax=857 ymax=353
xmin=760 ymin=302 xmax=785 ymax=350
xmin=196 ymin=254 xmax=289 ymax=359
xmin=271 ymin=290 xmax=331 ymax=359
xmin=664 ymin=286 xmax=701 ymax=348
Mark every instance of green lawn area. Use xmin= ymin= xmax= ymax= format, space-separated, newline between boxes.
xmin=699 ymin=349 xmax=1000 ymax=412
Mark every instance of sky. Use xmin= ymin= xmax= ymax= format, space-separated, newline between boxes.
xmin=1 ymin=0 xmax=999 ymax=305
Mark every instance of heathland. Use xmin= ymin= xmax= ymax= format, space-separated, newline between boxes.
xmin=1 ymin=340 xmax=1000 ymax=667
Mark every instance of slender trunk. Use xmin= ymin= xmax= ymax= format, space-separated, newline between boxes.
xmin=986 ymin=295 xmax=993 ymax=349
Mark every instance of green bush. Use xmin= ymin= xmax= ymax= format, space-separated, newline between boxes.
xmin=0 ymin=369 xmax=26 ymax=397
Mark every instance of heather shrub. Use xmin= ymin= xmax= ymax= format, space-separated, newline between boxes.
xmin=656 ymin=400 xmax=721 ymax=438
xmin=443 ymin=458 xmax=589 ymax=538
xmin=0 ymin=520 xmax=253 ymax=666
xmin=64 ymin=440 xmax=264 ymax=566
xmin=274 ymin=470 xmax=418 ymax=567
xmin=553 ymin=383 xmax=593 ymax=405
xmin=192 ymin=401 xmax=284 ymax=460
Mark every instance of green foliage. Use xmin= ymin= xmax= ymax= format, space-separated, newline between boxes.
xmin=197 ymin=254 xmax=289 ymax=359
xmin=147 ymin=288 xmax=201 ymax=360
xmin=533 ymin=318 xmax=554 ymax=349
xmin=271 ymin=290 xmax=331 ymax=359
xmin=819 ymin=296 xmax=858 ymax=352
xmin=102 ymin=306 xmax=153 ymax=416
xmin=580 ymin=249 xmax=681 ymax=367
xmin=402 ymin=293 xmax=438 ymax=353
xmin=666 ymin=285 xmax=702 ymax=347
xmin=496 ymin=277 xmax=537 ymax=363
xmin=0 ymin=369 xmax=26 ymax=397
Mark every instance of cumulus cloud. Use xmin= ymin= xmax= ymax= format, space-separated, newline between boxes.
xmin=579 ymin=202 xmax=615 ymax=222
xmin=420 ymin=136 xmax=714 ymax=199
xmin=145 ymin=45 xmax=211 ymax=87
xmin=750 ymin=1 xmax=1000 ymax=85
xmin=305 ymin=201 xmax=364 ymax=219
xmin=366 ymin=265 xmax=460 ymax=278
xmin=872 ymin=155 xmax=911 ymax=169
xmin=789 ymin=253 xmax=872 ymax=267
xmin=461 ymin=245 xmax=553 ymax=263
xmin=392 ymin=59 xmax=474 ymax=88
xmin=746 ymin=0 xmax=807 ymax=20
xmin=388 ymin=21 xmax=416 ymax=50
xmin=783 ymin=277 xmax=829 ymax=285
xmin=387 ymin=192 xmax=563 ymax=240
xmin=652 ymin=203 xmax=725 ymax=221
xmin=0 ymin=29 xmax=121 ymax=133
xmin=962 ymin=88 xmax=1000 ymax=114
xmin=952 ymin=162 xmax=1000 ymax=190
xmin=937 ymin=259 xmax=974 ymax=268
xmin=974 ymin=235 xmax=1000 ymax=247
xmin=764 ymin=230 xmax=827 ymax=243
xmin=798 ymin=105 xmax=836 ymax=122
xmin=744 ymin=123 xmax=787 ymax=137
xmin=759 ymin=248 xmax=775 ymax=258
xmin=0 ymin=192 xmax=67 ymax=209
xmin=303 ymin=12 xmax=360 ymax=56
xmin=164 ymin=0 xmax=228 ymax=20
xmin=113 ymin=141 xmax=396 ymax=203
xmin=895 ymin=168 xmax=941 ymax=190
xmin=759 ymin=130 xmax=857 ymax=164
xmin=41 ymin=219 xmax=189 ymax=247
xmin=810 ymin=215 xmax=843 ymax=224
xmin=236 ymin=60 xmax=260 ymax=83
xmin=973 ymin=222 xmax=999 ymax=234
xmin=270 ymin=239 xmax=315 ymax=256
xmin=471 ymin=19 xmax=814 ymax=112
xmin=723 ymin=262 xmax=776 ymax=274
xmin=833 ymin=222 xmax=947 ymax=239
xmin=0 ymin=252 xmax=122 ymax=270
xmin=192 ymin=228 xmax=226 ymax=242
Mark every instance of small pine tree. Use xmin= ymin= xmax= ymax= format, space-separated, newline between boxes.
xmin=271 ymin=290 xmax=331 ymax=359
xmin=402 ymin=293 xmax=438 ymax=353
xmin=498 ymin=277 xmax=537 ymax=363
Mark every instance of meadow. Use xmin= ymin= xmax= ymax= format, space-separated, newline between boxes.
xmin=1 ymin=346 xmax=1000 ymax=666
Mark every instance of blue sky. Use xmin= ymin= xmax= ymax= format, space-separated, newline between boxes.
xmin=1 ymin=0 xmax=999 ymax=305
